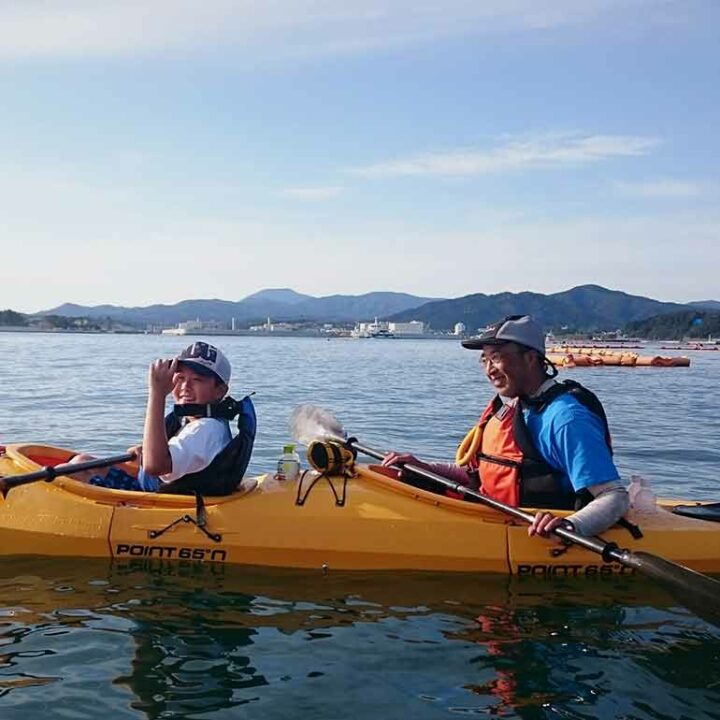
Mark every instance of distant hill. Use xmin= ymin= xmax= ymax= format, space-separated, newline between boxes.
xmin=242 ymin=288 xmax=314 ymax=306
xmin=625 ymin=310 xmax=720 ymax=340
xmin=294 ymin=292 xmax=436 ymax=320
xmin=44 ymin=299 xmax=242 ymax=326
xmin=0 ymin=308 xmax=109 ymax=331
xmin=40 ymin=290 xmax=436 ymax=326
xmin=388 ymin=285 xmax=690 ymax=332
xmin=49 ymin=302 xmax=124 ymax=316
xmin=0 ymin=309 xmax=27 ymax=326
xmin=689 ymin=300 xmax=720 ymax=311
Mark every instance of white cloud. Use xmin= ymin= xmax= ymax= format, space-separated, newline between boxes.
xmin=280 ymin=186 xmax=343 ymax=201
xmin=613 ymin=178 xmax=710 ymax=198
xmin=1 ymin=158 xmax=717 ymax=312
xmin=0 ymin=0 xmax=694 ymax=59
xmin=347 ymin=134 xmax=659 ymax=178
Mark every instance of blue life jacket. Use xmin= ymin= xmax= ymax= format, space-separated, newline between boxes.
xmin=158 ymin=395 xmax=256 ymax=496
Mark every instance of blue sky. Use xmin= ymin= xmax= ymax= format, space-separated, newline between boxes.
xmin=0 ymin=0 xmax=718 ymax=312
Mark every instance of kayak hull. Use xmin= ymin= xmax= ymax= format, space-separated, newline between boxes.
xmin=2 ymin=444 xmax=719 ymax=574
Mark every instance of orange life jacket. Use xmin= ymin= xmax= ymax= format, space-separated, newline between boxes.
xmin=467 ymin=400 xmax=525 ymax=506
xmin=456 ymin=380 xmax=611 ymax=509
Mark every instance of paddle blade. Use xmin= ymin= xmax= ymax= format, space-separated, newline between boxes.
xmin=289 ymin=405 xmax=347 ymax=447
xmin=627 ymin=551 xmax=720 ymax=626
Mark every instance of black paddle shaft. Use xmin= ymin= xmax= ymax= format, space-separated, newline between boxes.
xmin=0 ymin=452 xmax=136 ymax=493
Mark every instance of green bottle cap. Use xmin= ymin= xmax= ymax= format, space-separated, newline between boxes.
xmin=283 ymin=444 xmax=295 ymax=453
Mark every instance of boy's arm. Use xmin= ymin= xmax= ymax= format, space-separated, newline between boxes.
xmin=141 ymin=359 xmax=176 ymax=475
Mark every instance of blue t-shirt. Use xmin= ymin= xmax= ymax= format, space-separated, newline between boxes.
xmin=522 ymin=393 xmax=620 ymax=493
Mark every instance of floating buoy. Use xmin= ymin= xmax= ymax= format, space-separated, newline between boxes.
xmin=547 ymin=351 xmax=691 ymax=368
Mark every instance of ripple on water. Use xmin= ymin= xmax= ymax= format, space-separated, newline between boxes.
xmin=0 ymin=560 xmax=719 ymax=718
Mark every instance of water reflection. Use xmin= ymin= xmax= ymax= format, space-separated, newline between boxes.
xmin=447 ymin=579 xmax=720 ymax=719
xmin=119 ymin=617 xmax=266 ymax=717
xmin=1 ymin=558 xmax=719 ymax=719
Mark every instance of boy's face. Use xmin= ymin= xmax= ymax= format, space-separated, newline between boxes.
xmin=172 ymin=365 xmax=226 ymax=405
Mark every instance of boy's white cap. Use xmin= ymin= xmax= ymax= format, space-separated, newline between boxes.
xmin=176 ymin=341 xmax=231 ymax=385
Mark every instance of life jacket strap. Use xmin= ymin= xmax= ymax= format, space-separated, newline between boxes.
xmin=173 ymin=393 xmax=255 ymax=420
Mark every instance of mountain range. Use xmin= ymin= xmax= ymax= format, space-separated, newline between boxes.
xmin=689 ymin=300 xmax=720 ymax=312
xmin=38 ymin=285 xmax=719 ymax=332
xmin=42 ymin=289 xmax=436 ymax=325
xmin=626 ymin=309 xmax=720 ymax=340
xmin=388 ymin=285 xmax=699 ymax=332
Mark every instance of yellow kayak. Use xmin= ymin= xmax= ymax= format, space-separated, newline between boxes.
xmin=1 ymin=443 xmax=719 ymax=575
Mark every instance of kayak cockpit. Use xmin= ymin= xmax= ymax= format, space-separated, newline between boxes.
xmin=3 ymin=443 xmax=263 ymax=508
xmin=672 ymin=502 xmax=720 ymax=523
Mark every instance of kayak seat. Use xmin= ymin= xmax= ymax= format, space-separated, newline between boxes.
xmin=672 ymin=502 xmax=720 ymax=523
xmin=28 ymin=453 xmax=69 ymax=467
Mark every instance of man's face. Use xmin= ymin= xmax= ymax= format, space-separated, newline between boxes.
xmin=172 ymin=365 xmax=226 ymax=405
xmin=479 ymin=342 xmax=534 ymax=397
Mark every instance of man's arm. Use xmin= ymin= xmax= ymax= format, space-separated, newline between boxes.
xmin=566 ymin=480 xmax=629 ymax=536
xmin=530 ymin=402 xmax=628 ymax=537
xmin=381 ymin=454 xmax=474 ymax=485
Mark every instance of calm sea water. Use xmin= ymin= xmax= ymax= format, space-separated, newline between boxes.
xmin=1 ymin=332 xmax=719 ymax=718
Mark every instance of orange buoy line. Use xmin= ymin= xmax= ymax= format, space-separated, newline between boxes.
xmin=547 ymin=349 xmax=691 ymax=368
xmin=550 ymin=343 xmax=645 ymax=352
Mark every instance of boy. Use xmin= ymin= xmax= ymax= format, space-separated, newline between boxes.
xmin=75 ymin=341 xmax=255 ymax=494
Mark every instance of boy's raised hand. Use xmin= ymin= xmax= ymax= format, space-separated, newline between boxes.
xmin=148 ymin=358 xmax=178 ymax=396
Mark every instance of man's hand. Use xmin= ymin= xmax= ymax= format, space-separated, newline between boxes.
xmin=381 ymin=452 xmax=422 ymax=469
xmin=148 ymin=358 xmax=178 ymax=396
xmin=528 ymin=511 xmax=574 ymax=538
xmin=381 ymin=452 xmax=429 ymax=480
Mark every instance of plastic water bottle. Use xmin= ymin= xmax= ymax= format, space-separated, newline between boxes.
xmin=629 ymin=475 xmax=657 ymax=514
xmin=276 ymin=443 xmax=301 ymax=482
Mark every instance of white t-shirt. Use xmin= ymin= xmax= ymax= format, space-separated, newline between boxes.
xmin=160 ymin=418 xmax=232 ymax=484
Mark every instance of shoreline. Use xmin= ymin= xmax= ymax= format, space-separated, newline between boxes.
xmin=0 ymin=325 xmax=143 ymax=335
xmin=0 ymin=325 xmax=461 ymax=340
xmin=2 ymin=326 xmax=714 ymax=345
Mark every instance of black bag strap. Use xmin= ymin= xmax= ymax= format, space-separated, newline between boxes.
xmin=522 ymin=380 xmax=612 ymax=452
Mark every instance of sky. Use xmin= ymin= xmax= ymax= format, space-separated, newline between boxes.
xmin=0 ymin=0 xmax=718 ymax=313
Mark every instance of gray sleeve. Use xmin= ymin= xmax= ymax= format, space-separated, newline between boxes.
xmin=566 ymin=480 xmax=630 ymax=537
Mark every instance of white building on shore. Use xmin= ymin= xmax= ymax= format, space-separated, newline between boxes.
xmin=161 ymin=318 xmax=225 ymax=335
xmin=388 ymin=321 xmax=425 ymax=335
xmin=351 ymin=319 xmax=426 ymax=338
xmin=162 ymin=319 xmax=205 ymax=335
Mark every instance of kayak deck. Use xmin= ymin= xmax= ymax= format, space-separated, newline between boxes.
xmin=1 ymin=444 xmax=719 ymax=574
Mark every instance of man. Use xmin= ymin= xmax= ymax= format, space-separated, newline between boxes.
xmin=383 ymin=315 xmax=629 ymax=537
xmin=74 ymin=341 xmax=256 ymax=495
